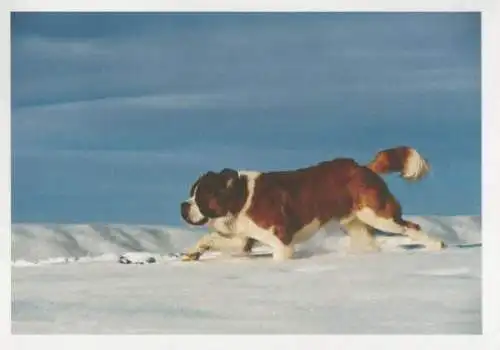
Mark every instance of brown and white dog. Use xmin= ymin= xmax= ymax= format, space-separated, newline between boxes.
xmin=180 ymin=146 xmax=445 ymax=261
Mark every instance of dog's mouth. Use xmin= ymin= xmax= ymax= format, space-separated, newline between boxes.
xmin=185 ymin=216 xmax=209 ymax=226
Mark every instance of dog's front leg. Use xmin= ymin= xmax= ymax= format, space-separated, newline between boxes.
xmin=182 ymin=231 xmax=223 ymax=261
xmin=182 ymin=232 xmax=255 ymax=261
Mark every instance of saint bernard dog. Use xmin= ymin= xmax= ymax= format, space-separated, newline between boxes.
xmin=180 ymin=146 xmax=445 ymax=261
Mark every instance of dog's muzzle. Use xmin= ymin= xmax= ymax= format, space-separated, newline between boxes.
xmin=180 ymin=200 xmax=209 ymax=226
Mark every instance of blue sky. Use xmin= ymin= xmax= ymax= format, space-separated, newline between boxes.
xmin=11 ymin=12 xmax=481 ymax=225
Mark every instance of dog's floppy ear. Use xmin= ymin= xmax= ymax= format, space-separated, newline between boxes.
xmin=219 ymin=168 xmax=247 ymax=215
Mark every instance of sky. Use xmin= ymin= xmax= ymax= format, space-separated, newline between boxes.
xmin=11 ymin=12 xmax=481 ymax=225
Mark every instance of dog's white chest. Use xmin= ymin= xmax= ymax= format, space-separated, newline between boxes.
xmin=208 ymin=216 xmax=243 ymax=238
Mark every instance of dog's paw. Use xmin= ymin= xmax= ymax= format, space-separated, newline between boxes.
xmin=181 ymin=252 xmax=202 ymax=262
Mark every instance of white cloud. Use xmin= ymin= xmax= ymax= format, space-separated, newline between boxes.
xmin=15 ymin=92 xmax=240 ymax=113
xmin=14 ymin=35 xmax=112 ymax=61
xmin=13 ymin=149 xmax=208 ymax=166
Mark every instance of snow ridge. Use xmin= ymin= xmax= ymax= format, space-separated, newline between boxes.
xmin=11 ymin=216 xmax=480 ymax=266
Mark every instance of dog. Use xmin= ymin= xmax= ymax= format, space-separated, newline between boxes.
xmin=180 ymin=146 xmax=445 ymax=261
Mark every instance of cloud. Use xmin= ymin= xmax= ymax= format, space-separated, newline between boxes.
xmin=13 ymin=149 xmax=207 ymax=166
xmin=15 ymin=92 xmax=241 ymax=113
xmin=12 ymin=13 xmax=480 ymax=108
xmin=14 ymin=35 xmax=110 ymax=59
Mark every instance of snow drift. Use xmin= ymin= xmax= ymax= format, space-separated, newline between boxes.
xmin=11 ymin=216 xmax=481 ymax=334
xmin=11 ymin=216 xmax=481 ymax=265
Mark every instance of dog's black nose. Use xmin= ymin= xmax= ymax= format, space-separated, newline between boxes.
xmin=180 ymin=202 xmax=190 ymax=220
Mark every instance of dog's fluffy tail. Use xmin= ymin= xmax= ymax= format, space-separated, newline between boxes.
xmin=366 ymin=146 xmax=430 ymax=181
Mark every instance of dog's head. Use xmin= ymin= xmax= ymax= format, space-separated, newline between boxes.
xmin=180 ymin=168 xmax=248 ymax=226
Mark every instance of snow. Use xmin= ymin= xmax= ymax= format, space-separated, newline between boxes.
xmin=11 ymin=216 xmax=481 ymax=334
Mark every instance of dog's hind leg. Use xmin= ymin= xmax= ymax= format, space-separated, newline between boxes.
xmin=342 ymin=218 xmax=380 ymax=253
xmin=355 ymin=207 xmax=445 ymax=251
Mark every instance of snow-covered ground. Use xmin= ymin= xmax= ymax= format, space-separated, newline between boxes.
xmin=11 ymin=216 xmax=481 ymax=334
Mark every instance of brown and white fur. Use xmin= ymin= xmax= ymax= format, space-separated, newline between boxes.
xmin=180 ymin=146 xmax=443 ymax=261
